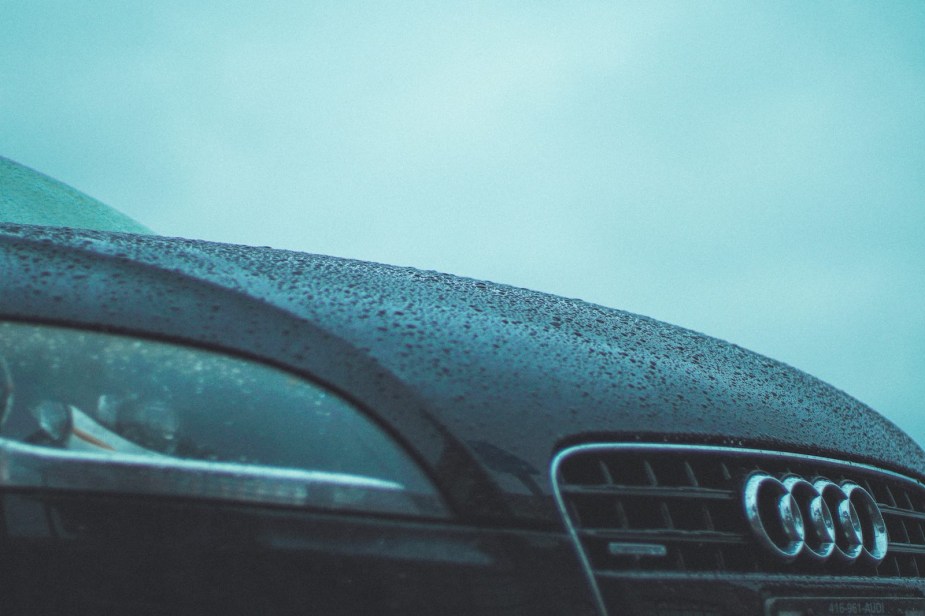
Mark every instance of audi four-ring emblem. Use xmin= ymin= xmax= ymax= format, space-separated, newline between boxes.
xmin=743 ymin=473 xmax=888 ymax=564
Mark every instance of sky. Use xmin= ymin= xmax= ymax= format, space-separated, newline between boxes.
xmin=2 ymin=2 xmax=924 ymax=446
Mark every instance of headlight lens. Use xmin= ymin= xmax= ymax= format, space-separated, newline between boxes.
xmin=0 ymin=321 xmax=446 ymax=517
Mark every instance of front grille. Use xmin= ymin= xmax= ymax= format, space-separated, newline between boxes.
xmin=552 ymin=444 xmax=925 ymax=578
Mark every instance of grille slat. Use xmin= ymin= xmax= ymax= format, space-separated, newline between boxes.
xmin=580 ymin=529 xmax=746 ymax=544
xmin=886 ymin=543 xmax=925 ymax=555
xmin=560 ymin=485 xmax=735 ymax=500
xmin=553 ymin=444 xmax=925 ymax=578
xmin=880 ymin=505 xmax=925 ymax=522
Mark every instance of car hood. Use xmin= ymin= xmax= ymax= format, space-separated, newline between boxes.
xmin=2 ymin=223 xmax=923 ymax=524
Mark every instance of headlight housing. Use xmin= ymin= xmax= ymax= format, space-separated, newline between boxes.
xmin=0 ymin=321 xmax=446 ymax=517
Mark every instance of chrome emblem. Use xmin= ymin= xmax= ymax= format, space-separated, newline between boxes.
xmin=743 ymin=473 xmax=888 ymax=565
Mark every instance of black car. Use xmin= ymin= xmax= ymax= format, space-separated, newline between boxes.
xmin=2 ymin=155 xmax=925 ymax=615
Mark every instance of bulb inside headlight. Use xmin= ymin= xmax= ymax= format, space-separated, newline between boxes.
xmin=30 ymin=399 xmax=72 ymax=445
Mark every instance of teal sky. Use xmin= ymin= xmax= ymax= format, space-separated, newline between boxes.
xmin=2 ymin=2 xmax=924 ymax=445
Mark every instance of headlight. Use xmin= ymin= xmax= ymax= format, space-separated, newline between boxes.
xmin=0 ymin=321 xmax=446 ymax=517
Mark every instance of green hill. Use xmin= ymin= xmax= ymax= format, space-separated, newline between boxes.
xmin=1 ymin=157 xmax=152 ymax=234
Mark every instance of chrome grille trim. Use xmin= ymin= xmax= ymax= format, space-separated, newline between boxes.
xmin=551 ymin=443 xmax=925 ymax=602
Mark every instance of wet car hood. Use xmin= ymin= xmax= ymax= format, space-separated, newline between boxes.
xmin=2 ymin=223 xmax=923 ymax=525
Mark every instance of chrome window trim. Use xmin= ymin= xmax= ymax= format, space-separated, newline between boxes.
xmin=550 ymin=442 xmax=925 ymax=616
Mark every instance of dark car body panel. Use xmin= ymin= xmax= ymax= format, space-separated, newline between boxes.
xmin=2 ymin=222 xmax=922 ymax=530
xmin=0 ymin=491 xmax=597 ymax=615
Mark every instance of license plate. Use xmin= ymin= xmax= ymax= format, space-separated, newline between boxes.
xmin=767 ymin=596 xmax=925 ymax=616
